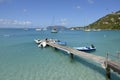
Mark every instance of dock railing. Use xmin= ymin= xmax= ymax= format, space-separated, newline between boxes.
xmin=106 ymin=51 xmax=120 ymax=62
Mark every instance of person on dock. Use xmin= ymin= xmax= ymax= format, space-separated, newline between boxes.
xmin=91 ymin=44 xmax=95 ymax=48
xmin=45 ymin=38 xmax=49 ymax=43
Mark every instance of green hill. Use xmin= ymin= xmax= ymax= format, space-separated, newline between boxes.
xmin=87 ymin=10 xmax=120 ymax=29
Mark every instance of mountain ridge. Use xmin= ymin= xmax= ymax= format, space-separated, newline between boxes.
xmin=70 ymin=10 xmax=120 ymax=30
xmin=87 ymin=10 xmax=120 ymax=29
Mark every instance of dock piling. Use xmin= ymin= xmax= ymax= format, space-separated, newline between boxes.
xmin=106 ymin=66 xmax=111 ymax=80
xmin=45 ymin=41 xmax=120 ymax=75
xmin=70 ymin=53 xmax=74 ymax=59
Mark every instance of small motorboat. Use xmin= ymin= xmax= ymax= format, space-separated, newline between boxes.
xmin=34 ymin=39 xmax=42 ymax=44
xmin=51 ymin=28 xmax=58 ymax=33
xmin=34 ymin=38 xmax=67 ymax=48
xmin=56 ymin=41 xmax=67 ymax=46
xmin=74 ymin=45 xmax=96 ymax=52
xmin=38 ymin=41 xmax=47 ymax=48
xmin=48 ymin=39 xmax=67 ymax=46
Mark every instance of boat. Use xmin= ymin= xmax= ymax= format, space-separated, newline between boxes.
xmin=55 ymin=41 xmax=67 ymax=46
xmin=74 ymin=45 xmax=96 ymax=52
xmin=84 ymin=29 xmax=91 ymax=32
xmin=46 ymin=38 xmax=66 ymax=46
xmin=92 ymin=29 xmax=101 ymax=31
xmin=43 ymin=28 xmax=47 ymax=31
xmin=38 ymin=41 xmax=47 ymax=48
xmin=35 ymin=28 xmax=41 ymax=31
xmin=34 ymin=39 xmax=42 ymax=44
xmin=34 ymin=38 xmax=66 ymax=48
xmin=51 ymin=28 xmax=58 ymax=33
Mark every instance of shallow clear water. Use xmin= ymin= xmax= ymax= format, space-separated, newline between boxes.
xmin=0 ymin=28 xmax=120 ymax=80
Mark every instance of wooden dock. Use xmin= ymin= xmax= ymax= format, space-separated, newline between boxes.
xmin=47 ymin=42 xmax=106 ymax=64
xmin=47 ymin=42 xmax=120 ymax=79
xmin=105 ymin=60 xmax=120 ymax=74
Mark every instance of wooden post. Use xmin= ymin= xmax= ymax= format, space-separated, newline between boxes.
xmin=70 ymin=53 xmax=74 ymax=59
xmin=105 ymin=53 xmax=110 ymax=80
xmin=106 ymin=66 xmax=110 ymax=80
xmin=54 ymin=47 xmax=57 ymax=50
xmin=117 ymin=51 xmax=120 ymax=59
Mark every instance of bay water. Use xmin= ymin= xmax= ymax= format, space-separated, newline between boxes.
xmin=0 ymin=28 xmax=120 ymax=80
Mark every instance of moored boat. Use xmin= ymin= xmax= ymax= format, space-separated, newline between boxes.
xmin=84 ymin=29 xmax=91 ymax=32
xmin=35 ymin=28 xmax=41 ymax=31
xmin=34 ymin=38 xmax=67 ymax=48
xmin=38 ymin=41 xmax=47 ymax=48
xmin=55 ymin=41 xmax=67 ymax=46
xmin=74 ymin=45 xmax=96 ymax=52
xmin=51 ymin=28 xmax=58 ymax=33
xmin=34 ymin=39 xmax=42 ymax=44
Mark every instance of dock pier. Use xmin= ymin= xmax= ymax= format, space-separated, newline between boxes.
xmin=35 ymin=39 xmax=120 ymax=80
xmin=46 ymin=42 xmax=120 ymax=80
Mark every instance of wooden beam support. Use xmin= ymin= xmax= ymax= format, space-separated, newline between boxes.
xmin=106 ymin=66 xmax=111 ymax=80
xmin=47 ymin=42 xmax=120 ymax=75
xmin=70 ymin=53 xmax=74 ymax=59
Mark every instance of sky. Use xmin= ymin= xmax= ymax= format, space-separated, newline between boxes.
xmin=0 ymin=0 xmax=120 ymax=28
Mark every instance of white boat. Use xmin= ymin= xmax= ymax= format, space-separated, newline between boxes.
xmin=38 ymin=41 xmax=47 ymax=48
xmin=35 ymin=28 xmax=41 ymax=31
xmin=34 ymin=38 xmax=66 ymax=48
xmin=51 ymin=28 xmax=58 ymax=33
xmin=84 ymin=29 xmax=91 ymax=32
xmin=93 ymin=29 xmax=101 ymax=31
xmin=34 ymin=39 xmax=42 ymax=44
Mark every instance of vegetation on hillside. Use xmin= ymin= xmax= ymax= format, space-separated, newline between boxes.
xmin=70 ymin=10 xmax=120 ymax=30
xmin=87 ymin=11 xmax=120 ymax=29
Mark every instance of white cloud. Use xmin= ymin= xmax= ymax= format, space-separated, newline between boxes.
xmin=88 ymin=0 xmax=94 ymax=4
xmin=0 ymin=19 xmax=32 ymax=27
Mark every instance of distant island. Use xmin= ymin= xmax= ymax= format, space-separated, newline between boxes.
xmin=70 ymin=10 xmax=120 ymax=30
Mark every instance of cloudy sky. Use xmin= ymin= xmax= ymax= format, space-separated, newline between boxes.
xmin=0 ymin=0 xmax=120 ymax=28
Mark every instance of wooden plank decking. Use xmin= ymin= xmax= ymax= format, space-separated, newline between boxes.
xmin=47 ymin=42 xmax=106 ymax=64
xmin=47 ymin=42 xmax=120 ymax=75
xmin=105 ymin=60 xmax=120 ymax=74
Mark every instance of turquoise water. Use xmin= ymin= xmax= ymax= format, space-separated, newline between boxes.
xmin=0 ymin=28 xmax=120 ymax=80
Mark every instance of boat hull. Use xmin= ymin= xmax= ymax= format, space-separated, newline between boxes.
xmin=51 ymin=29 xmax=58 ymax=33
xmin=74 ymin=46 xmax=96 ymax=52
xmin=56 ymin=42 xmax=67 ymax=46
